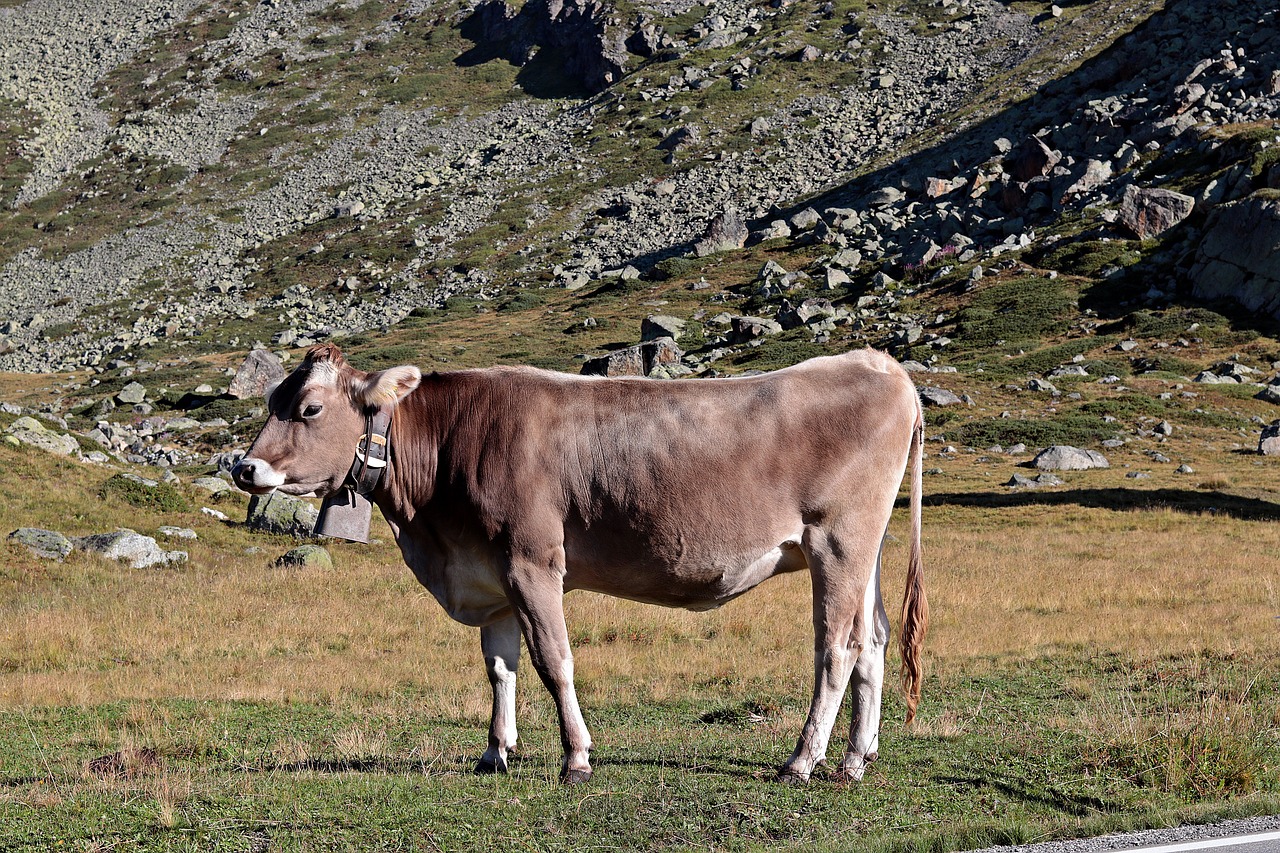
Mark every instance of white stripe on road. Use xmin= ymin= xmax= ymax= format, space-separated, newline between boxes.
xmin=1130 ymin=830 xmax=1280 ymax=853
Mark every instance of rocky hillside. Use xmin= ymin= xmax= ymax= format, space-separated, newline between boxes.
xmin=1 ymin=0 xmax=1280 ymax=481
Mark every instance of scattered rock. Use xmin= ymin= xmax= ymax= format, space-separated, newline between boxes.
xmin=74 ymin=530 xmax=187 ymax=569
xmin=1260 ymin=422 xmax=1280 ymax=456
xmin=1032 ymin=445 xmax=1109 ymax=470
xmin=1119 ymin=185 xmax=1195 ymax=239
xmin=581 ymin=337 xmax=683 ymax=377
xmin=1006 ymin=472 xmax=1064 ymax=488
xmin=8 ymin=527 xmax=73 ymax=560
xmin=227 ymin=349 xmax=285 ymax=400
xmin=693 ymin=207 xmax=748 ymax=257
xmin=641 ymin=315 xmax=687 ymax=342
xmin=918 ymin=386 xmax=963 ymax=407
xmin=246 ymin=493 xmax=320 ymax=538
xmin=116 ymin=382 xmax=147 ymax=405
xmin=5 ymin=416 xmax=80 ymax=457
xmin=275 ymin=544 xmax=333 ymax=569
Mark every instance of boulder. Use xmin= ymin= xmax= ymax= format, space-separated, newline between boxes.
xmin=918 ymin=386 xmax=963 ymax=407
xmin=693 ymin=208 xmax=748 ymax=257
xmin=641 ymin=315 xmax=686 ymax=342
xmin=581 ymin=337 xmax=684 ymax=377
xmin=8 ymin=527 xmax=73 ymax=560
xmin=5 ymin=416 xmax=79 ymax=457
xmin=246 ymin=492 xmax=320 ymax=538
xmin=1004 ymin=136 xmax=1060 ymax=182
xmin=1119 ymin=185 xmax=1195 ymax=239
xmin=228 ymin=349 xmax=285 ymax=400
xmin=116 ymin=382 xmax=147 ymax=405
xmin=275 ymin=544 xmax=333 ymax=569
xmin=1190 ymin=195 xmax=1280 ymax=320
xmin=727 ymin=316 xmax=783 ymax=344
xmin=462 ymin=0 xmax=629 ymax=94
xmin=1032 ymin=445 xmax=1109 ymax=471
xmin=74 ymin=530 xmax=187 ymax=569
xmin=1260 ymin=422 xmax=1280 ymax=456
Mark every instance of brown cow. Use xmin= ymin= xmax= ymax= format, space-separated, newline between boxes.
xmin=232 ymin=343 xmax=927 ymax=784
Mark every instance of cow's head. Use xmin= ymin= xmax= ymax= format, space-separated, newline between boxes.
xmin=231 ymin=344 xmax=420 ymax=497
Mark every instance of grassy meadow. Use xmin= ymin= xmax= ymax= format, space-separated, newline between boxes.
xmin=2 ymin=427 xmax=1279 ymax=851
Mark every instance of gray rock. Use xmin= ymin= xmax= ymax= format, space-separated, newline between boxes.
xmin=581 ymin=337 xmax=684 ymax=377
xmin=8 ymin=527 xmax=73 ymax=560
xmin=1006 ymin=472 xmax=1064 ymax=488
xmin=1191 ymin=195 xmax=1280 ymax=320
xmin=5 ymin=416 xmax=79 ymax=457
xmin=693 ymin=207 xmax=748 ymax=257
xmin=1032 ymin=445 xmax=1109 ymax=471
xmin=727 ymin=316 xmax=783 ymax=344
xmin=275 ymin=544 xmax=333 ymax=569
xmin=1004 ymin=136 xmax=1060 ymax=182
xmin=157 ymin=526 xmax=198 ymax=540
xmin=919 ymin=386 xmax=963 ymax=407
xmin=1256 ymin=384 xmax=1280 ymax=405
xmin=74 ymin=530 xmax=187 ymax=569
xmin=1120 ymin=185 xmax=1196 ymax=239
xmin=1260 ymin=422 xmax=1280 ymax=456
xmin=789 ymin=208 xmax=823 ymax=232
xmin=1027 ymin=378 xmax=1058 ymax=393
xmin=192 ymin=477 xmax=232 ymax=494
xmin=116 ymin=382 xmax=146 ymax=405
xmin=246 ymin=493 xmax=320 ymax=538
xmin=228 ymin=349 xmax=285 ymax=400
xmin=641 ymin=315 xmax=686 ymax=342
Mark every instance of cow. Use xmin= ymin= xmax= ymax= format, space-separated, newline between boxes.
xmin=232 ymin=343 xmax=927 ymax=784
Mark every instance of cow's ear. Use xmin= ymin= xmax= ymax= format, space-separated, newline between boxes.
xmin=356 ymin=365 xmax=421 ymax=407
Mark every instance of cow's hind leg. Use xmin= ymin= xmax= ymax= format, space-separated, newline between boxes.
xmin=476 ymin=615 xmax=521 ymax=774
xmin=777 ymin=524 xmax=878 ymax=784
xmin=502 ymin=543 xmax=594 ymax=784
xmin=835 ymin=536 xmax=890 ymax=783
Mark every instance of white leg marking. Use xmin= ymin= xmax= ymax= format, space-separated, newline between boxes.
xmin=841 ymin=536 xmax=890 ymax=781
xmin=479 ymin=617 xmax=521 ymax=773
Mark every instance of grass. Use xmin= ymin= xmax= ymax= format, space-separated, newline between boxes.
xmin=3 ymin=408 xmax=1280 ymax=849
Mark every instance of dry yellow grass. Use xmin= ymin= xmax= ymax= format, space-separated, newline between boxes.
xmin=4 ymin=451 xmax=1279 ymax=716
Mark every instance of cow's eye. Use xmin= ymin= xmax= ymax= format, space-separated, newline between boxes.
xmin=301 ymin=403 xmax=323 ymax=419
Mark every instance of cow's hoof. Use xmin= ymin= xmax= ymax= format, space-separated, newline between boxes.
xmin=831 ymin=765 xmax=865 ymax=785
xmin=774 ymin=768 xmax=809 ymax=786
xmin=474 ymin=758 xmax=506 ymax=775
xmin=560 ymin=768 xmax=593 ymax=785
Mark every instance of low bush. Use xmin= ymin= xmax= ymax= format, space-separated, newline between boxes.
xmin=98 ymin=474 xmax=190 ymax=513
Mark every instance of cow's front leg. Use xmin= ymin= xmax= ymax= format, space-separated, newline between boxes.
xmin=476 ymin=615 xmax=521 ymax=774
xmin=502 ymin=545 xmax=593 ymax=783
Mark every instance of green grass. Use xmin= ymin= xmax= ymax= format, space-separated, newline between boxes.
xmin=2 ymin=653 xmax=1277 ymax=852
xmin=947 ymin=414 xmax=1116 ymax=449
xmin=951 ymin=276 xmax=1078 ymax=353
xmin=98 ymin=474 xmax=191 ymax=514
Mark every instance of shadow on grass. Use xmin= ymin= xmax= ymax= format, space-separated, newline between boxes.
xmin=937 ymin=772 xmax=1118 ymax=818
xmin=907 ymin=488 xmax=1280 ymax=521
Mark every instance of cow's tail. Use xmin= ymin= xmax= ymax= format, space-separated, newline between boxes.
xmin=899 ymin=392 xmax=928 ymax=726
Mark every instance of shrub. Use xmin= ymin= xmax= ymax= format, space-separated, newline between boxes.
xmin=99 ymin=474 xmax=190 ymax=513
xmin=948 ymin=415 xmax=1114 ymax=448
xmin=952 ymin=276 xmax=1076 ymax=351
xmin=1034 ymin=240 xmax=1140 ymax=277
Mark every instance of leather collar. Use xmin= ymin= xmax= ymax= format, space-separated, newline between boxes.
xmin=348 ymin=407 xmax=391 ymax=497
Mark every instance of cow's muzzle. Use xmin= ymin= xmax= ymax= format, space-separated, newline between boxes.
xmin=230 ymin=457 xmax=285 ymax=494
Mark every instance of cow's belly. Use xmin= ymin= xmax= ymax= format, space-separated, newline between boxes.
xmin=397 ymin=534 xmax=512 ymax=627
xmin=565 ymin=533 xmax=808 ymax=610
